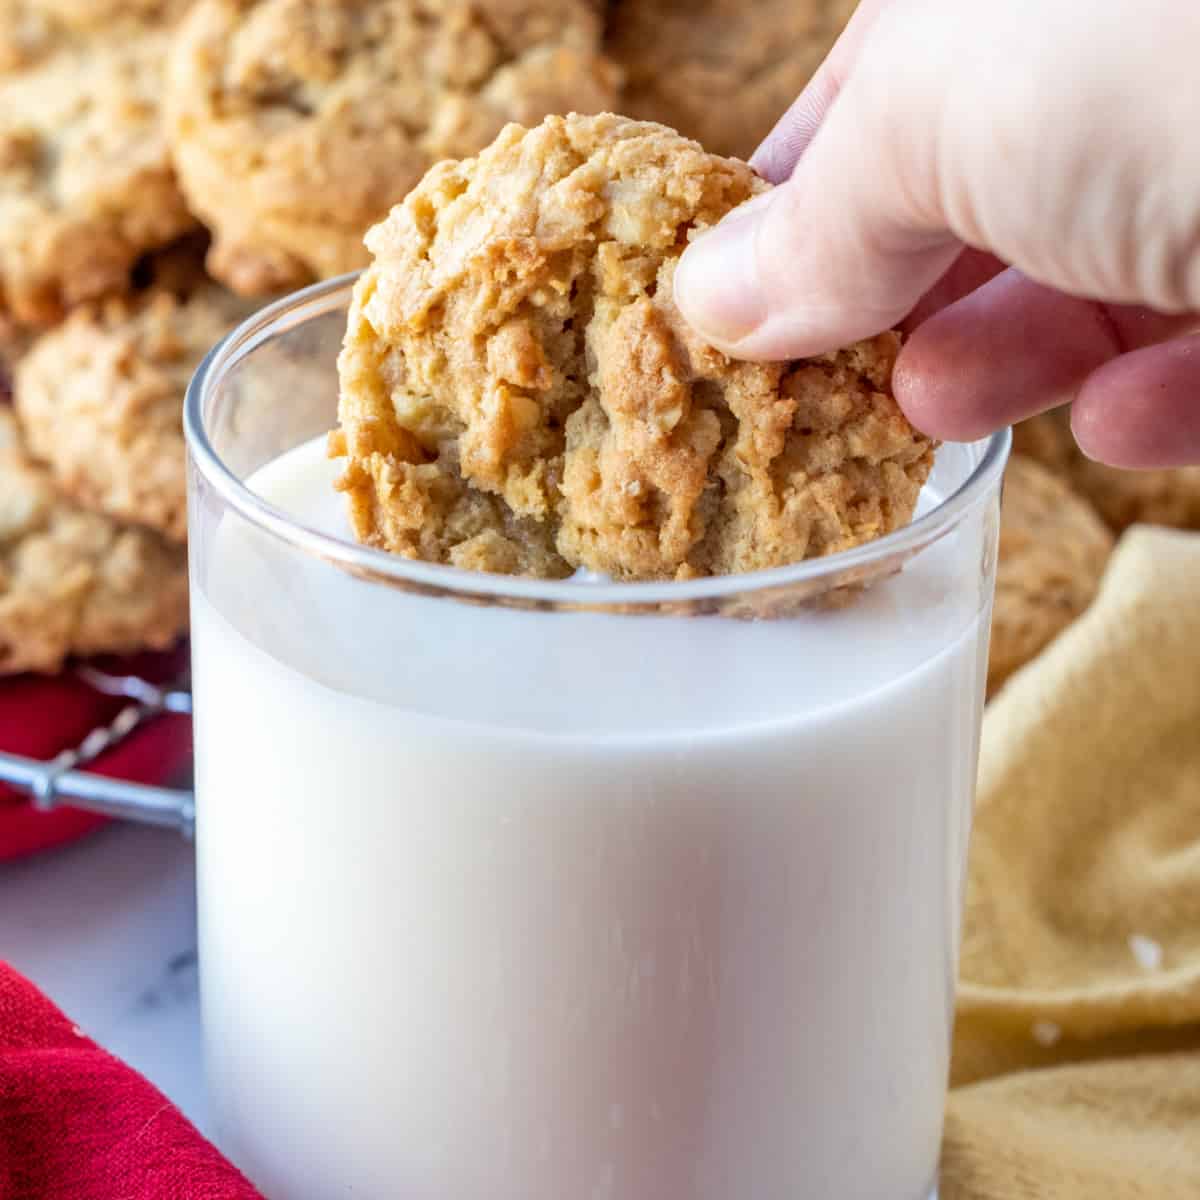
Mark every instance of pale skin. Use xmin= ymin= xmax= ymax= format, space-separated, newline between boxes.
xmin=673 ymin=0 xmax=1200 ymax=468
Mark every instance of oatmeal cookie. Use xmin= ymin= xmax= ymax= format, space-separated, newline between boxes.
xmin=988 ymin=455 xmax=1114 ymax=696
xmin=0 ymin=1 xmax=193 ymax=74
xmin=0 ymin=19 xmax=196 ymax=325
xmin=0 ymin=408 xmax=189 ymax=674
xmin=15 ymin=282 xmax=251 ymax=542
xmin=606 ymin=0 xmax=857 ymax=160
xmin=165 ymin=0 xmax=620 ymax=296
xmin=0 ymin=1 xmax=56 ymax=73
xmin=334 ymin=113 xmax=935 ymax=581
xmin=1013 ymin=409 xmax=1200 ymax=532
xmin=32 ymin=0 xmax=194 ymax=27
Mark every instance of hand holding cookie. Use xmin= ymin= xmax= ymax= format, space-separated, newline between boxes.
xmin=674 ymin=0 xmax=1200 ymax=469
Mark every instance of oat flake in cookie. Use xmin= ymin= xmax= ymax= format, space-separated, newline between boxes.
xmin=0 ymin=409 xmax=188 ymax=675
xmin=165 ymin=0 xmax=620 ymax=296
xmin=333 ymin=113 xmax=936 ymax=582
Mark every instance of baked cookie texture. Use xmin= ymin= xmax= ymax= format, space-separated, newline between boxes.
xmin=606 ymin=0 xmax=858 ymax=159
xmin=165 ymin=0 xmax=620 ymax=296
xmin=0 ymin=0 xmax=191 ymax=56
xmin=0 ymin=408 xmax=189 ymax=675
xmin=0 ymin=13 xmax=197 ymax=326
xmin=15 ymin=282 xmax=251 ymax=542
xmin=988 ymin=454 xmax=1114 ymax=697
xmin=1014 ymin=409 xmax=1200 ymax=533
xmin=334 ymin=113 xmax=935 ymax=581
xmin=0 ymin=1 xmax=57 ymax=73
xmin=30 ymin=0 xmax=194 ymax=27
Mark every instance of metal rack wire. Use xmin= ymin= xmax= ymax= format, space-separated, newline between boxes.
xmin=0 ymin=666 xmax=195 ymax=837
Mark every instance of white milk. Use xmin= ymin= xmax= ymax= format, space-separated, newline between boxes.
xmin=192 ymin=436 xmax=992 ymax=1200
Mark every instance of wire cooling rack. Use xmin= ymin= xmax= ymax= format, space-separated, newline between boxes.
xmin=0 ymin=665 xmax=195 ymax=838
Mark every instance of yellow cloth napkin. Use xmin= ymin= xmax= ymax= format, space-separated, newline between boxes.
xmin=941 ymin=526 xmax=1200 ymax=1196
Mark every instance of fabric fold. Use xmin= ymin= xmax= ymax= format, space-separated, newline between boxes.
xmin=0 ymin=963 xmax=260 ymax=1199
xmin=944 ymin=527 xmax=1200 ymax=1195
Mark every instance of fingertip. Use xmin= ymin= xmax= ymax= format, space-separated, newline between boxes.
xmin=893 ymin=321 xmax=1009 ymax=442
xmin=1071 ymin=336 xmax=1200 ymax=467
xmin=749 ymin=77 xmax=836 ymax=184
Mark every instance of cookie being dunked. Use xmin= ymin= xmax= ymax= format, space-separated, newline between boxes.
xmin=333 ymin=113 xmax=936 ymax=581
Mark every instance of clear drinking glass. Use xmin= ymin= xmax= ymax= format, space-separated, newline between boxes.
xmin=185 ymin=276 xmax=1009 ymax=1200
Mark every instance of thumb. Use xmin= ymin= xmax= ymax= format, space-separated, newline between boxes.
xmin=674 ymin=1 xmax=963 ymax=360
xmin=677 ymin=0 xmax=1200 ymax=363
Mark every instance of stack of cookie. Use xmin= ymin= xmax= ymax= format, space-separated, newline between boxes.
xmin=0 ymin=0 xmax=860 ymax=677
xmin=2 ymin=0 xmax=1189 ymax=688
xmin=0 ymin=0 xmax=626 ymax=676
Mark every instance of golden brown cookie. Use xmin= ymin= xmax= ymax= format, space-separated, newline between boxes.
xmin=165 ymin=0 xmax=620 ymax=296
xmin=0 ymin=408 xmax=189 ymax=675
xmin=0 ymin=13 xmax=196 ymax=325
xmin=32 ymin=0 xmax=193 ymax=27
xmin=1013 ymin=409 xmax=1200 ymax=533
xmin=0 ymin=1 xmax=56 ymax=73
xmin=334 ymin=113 xmax=935 ymax=581
xmin=0 ymin=0 xmax=191 ymax=56
xmin=15 ymin=282 xmax=251 ymax=542
xmin=988 ymin=455 xmax=1114 ymax=696
xmin=606 ymin=0 xmax=857 ymax=160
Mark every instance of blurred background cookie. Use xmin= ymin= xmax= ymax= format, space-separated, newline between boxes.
xmin=31 ymin=0 xmax=193 ymax=26
xmin=606 ymin=0 xmax=857 ymax=159
xmin=988 ymin=455 xmax=1114 ymax=697
xmin=14 ymin=277 xmax=252 ymax=542
xmin=1014 ymin=408 xmax=1200 ymax=532
xmin=165 ymin=0 xmax=620 ymax=295
xmin=0 ymin=3 xmax=197 ymax=326
xmin=0 ymin=409 xmax=188 ymax=675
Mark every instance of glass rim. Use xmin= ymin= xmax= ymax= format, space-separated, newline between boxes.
xmin=184 ymin=273 xmax=1011 ymax=608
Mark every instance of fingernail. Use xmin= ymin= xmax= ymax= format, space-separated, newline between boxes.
xmin=674 ymin=203 xmax=769 ymax=349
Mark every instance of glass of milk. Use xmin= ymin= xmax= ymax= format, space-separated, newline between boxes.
xmin=186 ymin=276 xmax=1009 ymax=1200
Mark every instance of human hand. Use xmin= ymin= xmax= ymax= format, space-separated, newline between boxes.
xmin=673 ymin=0 xmax=1200 ymax=467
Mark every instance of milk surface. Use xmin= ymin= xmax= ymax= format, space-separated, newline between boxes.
xmin=192 ymin=436 xmax=991 ymax=1200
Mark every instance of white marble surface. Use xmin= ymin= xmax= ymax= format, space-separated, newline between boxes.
xmin=0 ymin=823 xmax=207 ymax=1132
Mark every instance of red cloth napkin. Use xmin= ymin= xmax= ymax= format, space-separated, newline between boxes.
xmin=0 ymin=649 xmax=193 ymax=861
xmin=0 ymin=962 xmax=261 ymax=1198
